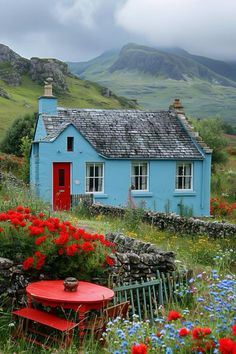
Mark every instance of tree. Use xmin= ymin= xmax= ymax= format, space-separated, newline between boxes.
xmin=191 ymin=117 xmax=228 ymax=165
xmin=20 ymin=136 xmax=31 ymax=183
xmin=0 ymin=113 xmax=35 ymax=157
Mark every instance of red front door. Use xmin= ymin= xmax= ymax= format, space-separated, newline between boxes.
xmin=53 ymin=163 xmax=71 ymax=210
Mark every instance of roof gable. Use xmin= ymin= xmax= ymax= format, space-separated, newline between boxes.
xmin=40 ymin=109 xmax=204 ymax=159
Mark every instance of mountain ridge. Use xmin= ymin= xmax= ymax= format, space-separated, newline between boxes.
xmin=67 ymin=43 xmax=236 ymax=124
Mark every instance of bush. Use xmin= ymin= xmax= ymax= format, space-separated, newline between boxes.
xmin=0 ymin=113 xmax=35 ymax=157
xmin=0 ymin=206 xmax=116 ymax=280
xmin=210 ymin=197 xmax=236 ymax=218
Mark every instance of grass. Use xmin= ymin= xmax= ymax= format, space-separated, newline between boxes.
xmin=0 ymin=74 xmax=137 ymax=141
xmin=76 ymin=66 xmax=236 ymax=125
xmin=0 ymin=179 xmax=235 ymax=352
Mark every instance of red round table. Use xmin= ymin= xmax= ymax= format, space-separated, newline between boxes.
xmin=26 ymin=280 xmax=114 ymax=337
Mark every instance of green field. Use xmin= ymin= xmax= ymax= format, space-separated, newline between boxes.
xmin=0 ymin=75 xmax=136 ymax=141
xmin=78 ymin=69 xmax=236 ymax=124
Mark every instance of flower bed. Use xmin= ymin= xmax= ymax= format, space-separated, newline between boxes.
xmin=0 ymin=206 xmax=115 ymax=280
xmin=210 ymin=198 xmax=236 ymax=218
xmin=104 ymin=271 xmax=236 ymax=353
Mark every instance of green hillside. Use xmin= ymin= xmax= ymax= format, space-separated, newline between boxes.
xmin=0 ymin=44 xmax=137 ymax=141
xmin=68 ymin=44 xmax=236 ymax=125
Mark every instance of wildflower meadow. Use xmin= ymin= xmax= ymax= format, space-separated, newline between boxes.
xmin=103 ymin=271 xmax=236 ymax=354
xmin=0 ymin=181 xmax=235 ymax=353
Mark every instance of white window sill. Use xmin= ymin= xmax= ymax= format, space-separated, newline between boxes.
xmin=173 ymin=190 xmax=196 ymax=196
xmin=131 ymin=191 xmax=153 ymax=197
xmin=93 ymin=194 xmax=108 ymax=199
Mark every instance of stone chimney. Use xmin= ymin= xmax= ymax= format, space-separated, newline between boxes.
xmin=38 ymin=77 xmax=57 ymax=115
xmin=170 ymin=98 xmax=184 ymax=113
xmin=44 ymin=77 xmax=53 ymax=97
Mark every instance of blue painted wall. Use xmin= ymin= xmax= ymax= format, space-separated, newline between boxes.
xmin=30 ymin=124 xmax=211 ymax=216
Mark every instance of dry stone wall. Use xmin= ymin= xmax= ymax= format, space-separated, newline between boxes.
xmin=88 ymin=204 xmax=236 ymax=239
xmin=106 ymin=232 xmax=176 ymax=283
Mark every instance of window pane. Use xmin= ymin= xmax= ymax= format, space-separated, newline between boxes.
xmin=67 ymin=137 xmax=74 ymax=151
xmin=58 ymin=169 xmax=64 ymax=187
xmin=86 ymin=164 xmax=103 ymax=192
xmin=131 ymin=162 xmax=148 ymax=190
xmin=176 ymin=163 xmax=192 ymax=190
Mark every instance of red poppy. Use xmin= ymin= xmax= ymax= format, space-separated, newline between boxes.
xmin=218 ymin=338 xmax=236 ymax=354
xmin=202 ymin=327 xmax=212 ymax=336
xmin=22 ymin=257 xmax=34 ymax=270
xmin=16 ymin=206 xmax=24 ymax=212
xmin=35 ymin=236 xmax=47 ymax=246
xmin=34 ymin=251 xmax=45 ymax=258
xmin=81 ymin=241 xmax=95 ymax=252
xmin=105 ymin=256 xmax=114 ymax=266
xmin=179 ymin=328 xmax=190 ymax=336
xmin=35 ymin=257 xmax=45 ymax=270
xmin=66 ymin=244 xmax=78 ymax=256
xmin=167 ymin=310 xmax=182 ymax=321
xmin=192 ymin=327 xmax=212 ymax=340
xmin=28 ymin=226 xmax=44 ymax=236
xmin=131 ymin=343 xmax=148 ymax=354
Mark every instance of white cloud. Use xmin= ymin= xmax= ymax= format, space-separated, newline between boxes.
xmin=54 ymin=0 xmax=104 ymax=29
xmin=115 ymin=0 xmax=236 ymax=59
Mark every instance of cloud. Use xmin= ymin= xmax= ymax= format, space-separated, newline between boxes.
xmin=115 ymin=0 xmax=236 ymax=59
xmin=54 ymin=0 xmax=101 ymax=28
xmin=0 ymin=0 xmax=235 ymax=61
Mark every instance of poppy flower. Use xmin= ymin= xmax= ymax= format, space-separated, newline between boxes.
xmin=178 ymin=328 xmax=190 ymax=336
xmin=22 ymin=257 xmax=34 ymax=270
xmin=218 ymin=338 xmax=236 ymax=354
xmin=167 ymin=310 xmax=182 ymax=321
xmin=131 ymin=343 xmax=148 ymax=354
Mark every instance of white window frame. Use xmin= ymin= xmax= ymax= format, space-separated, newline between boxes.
xmin=85 ymin=163 xmax=104 ymax=193
xmin=131 ymin=162 xmax=149 ymax=191
xmin=175 ymin=162 xmax=193 ymax=191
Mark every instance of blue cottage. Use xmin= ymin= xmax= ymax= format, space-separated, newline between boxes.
xmin=30 ymin=80 xmax=212 ymax=216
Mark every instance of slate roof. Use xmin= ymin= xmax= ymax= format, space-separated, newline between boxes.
xmin=40 ymin=108 xmax=205 ymax=159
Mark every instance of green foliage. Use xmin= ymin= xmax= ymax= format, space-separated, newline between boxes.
xmin=0 ymin=178 xmax=49 ymax=214
xmin=0 ymin=153 xmax=22 ymax=177
xmin=222 ymin=122 xmax=236 ymax=135
xmin=123 ymin=205 xmax=145 ymax=232
xmin=177 ymin=199 xmax=193 ymax=217
xmin=0 ymin=113 xmax=35 ymax=156
xmin=191 ymin=117 xmax=228 ymax=165
xmin=20 ymin=136 xmax=31 ymax=183
xmin=0 ymin=74 xmax=138 ymax=142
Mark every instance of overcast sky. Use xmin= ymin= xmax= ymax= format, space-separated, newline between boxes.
xmin=0 ymin=0 xmax=236 ymax=62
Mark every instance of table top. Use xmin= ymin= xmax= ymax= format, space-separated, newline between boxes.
xmin=26 ymin=280 xmax=114 ymax=305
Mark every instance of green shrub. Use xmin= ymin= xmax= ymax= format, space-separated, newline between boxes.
xmin=0 ymin=206 xmax=115 ymax=281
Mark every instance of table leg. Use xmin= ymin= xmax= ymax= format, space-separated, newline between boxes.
xmin=27 ymin=294 xmax=32 ymax=308
xmin=77 ymin=308 xmax=86 ymax=339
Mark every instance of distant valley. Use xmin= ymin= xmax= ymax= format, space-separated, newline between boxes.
xmin=68 ymin=43 xmax=236 ymax=125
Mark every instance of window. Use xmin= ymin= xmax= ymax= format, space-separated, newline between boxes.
xmin=131 ymin=162 xmax=148 ymax=190
xmin=175 ymin=162 xmax=192 ymax=190
xmin=67 ymin=137 xmax=74 ymax=151
xmin=33 ymin=143 xmax=39 ymax=156
xmin=58 ymin=169 xmax=65 ymax=187
xmin=86 ymin=163 xmax=103 ymax=193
